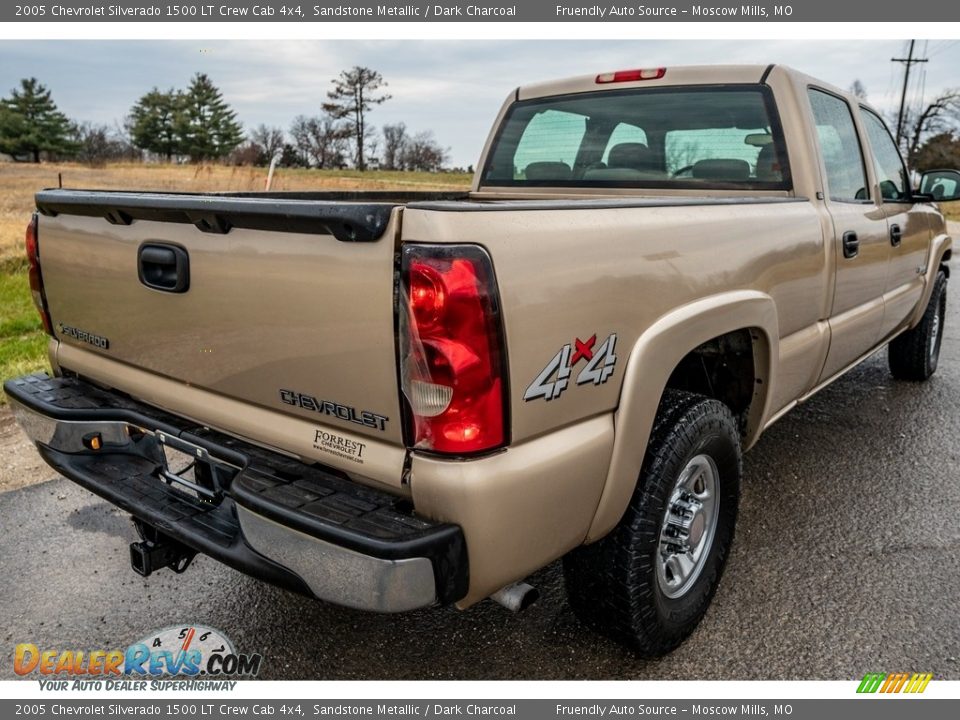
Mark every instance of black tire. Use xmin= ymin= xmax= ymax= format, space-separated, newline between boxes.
xmin=563 ymin=390 xmax=741 ymax=657
xmin=888 ymin=270 xmax=947 ymax=381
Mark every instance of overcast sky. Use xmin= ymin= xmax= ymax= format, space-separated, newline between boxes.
xmin=1 ymin=40 xmax=958 ymax=167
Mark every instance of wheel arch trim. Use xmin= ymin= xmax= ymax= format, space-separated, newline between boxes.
xmin=584 ymin=290 xmax=779 ymax=542
xmin=909 ymin=233 xmax=952 ymax=328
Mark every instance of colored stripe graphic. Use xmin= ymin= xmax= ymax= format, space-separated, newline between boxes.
xmin=857 ymin=673 xmax=886 ymax=693
xmin=857 ymin=672 xmax=932 ymax=693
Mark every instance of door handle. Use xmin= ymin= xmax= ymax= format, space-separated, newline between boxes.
xmin=138 ymin=243 xmax=190 ymax=293
xmin=842 ymin=231 xmax=860 ymax=259
xmin=890 ymin=223 xmax=902 ymax=247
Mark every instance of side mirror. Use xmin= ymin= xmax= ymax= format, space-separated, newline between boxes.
xmin=918 ymin=169 xmax=960 ymax=202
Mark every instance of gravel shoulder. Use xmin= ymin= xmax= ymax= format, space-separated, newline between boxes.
xmin=0 ymin=405 xmax=48 ymax=493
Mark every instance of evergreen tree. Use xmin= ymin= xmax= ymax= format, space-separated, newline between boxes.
xmin=0 ymin=78 xmax=76 ymax=162
xmin=128 ymin=88 xmax=181 ymax=161
xmin=322 ymin=67 xmax=391 ymax=171
xmin=176 ymin=73 xmax=244 ymax=161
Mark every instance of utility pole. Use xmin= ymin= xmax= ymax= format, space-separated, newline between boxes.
xmin=892 ymin=40 xmax=928 ymax=148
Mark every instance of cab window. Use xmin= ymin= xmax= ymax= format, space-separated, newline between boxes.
xmin=807 ymin=89 xmax=869 ymax=202
xmin=861 ymin=109 xmax=910 ymax=201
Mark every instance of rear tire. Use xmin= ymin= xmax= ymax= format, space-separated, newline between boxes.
xmin=563 ymin=390 xmax=741 ymax=657
xmin=888 ymin=270 xmax=947 ymax=381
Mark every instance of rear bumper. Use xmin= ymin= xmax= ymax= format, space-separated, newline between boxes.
xmin=4 ymin=373 xmax=468 ymax=613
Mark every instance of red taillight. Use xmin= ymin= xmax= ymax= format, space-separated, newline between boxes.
xmin=399 ymin=244 xmax=507 ymax=455
xmin=595 ymin=67 xmax=666 ymax=84
xmin=25 ymin=214 xmax=53 ymax=336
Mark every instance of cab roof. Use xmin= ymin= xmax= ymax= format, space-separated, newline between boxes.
xmin=516 ymin=64 xmax=849 ymax=102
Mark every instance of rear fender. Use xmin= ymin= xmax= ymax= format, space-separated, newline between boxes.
xmin=585 ymin=290 xmax=779 ymax=542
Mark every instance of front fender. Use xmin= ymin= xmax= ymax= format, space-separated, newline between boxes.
xmin=585 ymin=290 xmax=779 ymax=542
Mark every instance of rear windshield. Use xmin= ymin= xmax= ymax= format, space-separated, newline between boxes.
xmin=480 ymin=85 xmax=791 ymax=190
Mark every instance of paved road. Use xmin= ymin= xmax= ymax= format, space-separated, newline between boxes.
xmin=2 ymin=283 xmax=959 ymax=681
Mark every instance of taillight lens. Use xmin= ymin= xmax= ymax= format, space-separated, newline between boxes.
xmin=399 ymin=244 xmax=508 ymax=455
xmin=25 ymin=214 xmax=53 ymax=335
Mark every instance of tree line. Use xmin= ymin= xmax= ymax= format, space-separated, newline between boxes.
xmin=0 ymin=66 xmax=452 ymax=172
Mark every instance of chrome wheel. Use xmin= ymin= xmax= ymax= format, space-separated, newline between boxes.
xmin=656 ymin=454 xmax=720 ymax=599
xmin=930 ymin=305 xmax=941 ymax=361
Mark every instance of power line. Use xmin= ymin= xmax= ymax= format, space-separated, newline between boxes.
xmin=927 ymin=40 xmax=959 ymax=59
xmin=893 ymin=39 xmax=929 ymax=147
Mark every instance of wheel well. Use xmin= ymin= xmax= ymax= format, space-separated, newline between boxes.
xmin=664 ymin=329 xmax=757 ymax=433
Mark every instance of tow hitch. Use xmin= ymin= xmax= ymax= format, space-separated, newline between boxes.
xmin=130 ymin=521 xmax=196 ymax=577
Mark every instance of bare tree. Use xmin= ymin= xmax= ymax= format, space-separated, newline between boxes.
xmin=900 ymin=89 xmax=960 ymax=164
xmin=849 ymin=79 xmax=868 ymax=100
xmin=401 ymin=131 xmax=448 ymax=172
xmin=250 ymin=124 xmax=285 ymax=164
xmin=290 ymin=115 xmax=313 ymax=167
xmin=381 ymin=122 xmax=408 ymax=170
xmin=322 ymin=66 xmax=391 ymax=171
xmin=69 ymin=122 xmax=138 ymax=166
xmin=306 ymin=115 xmax=350 ymax=168
xmin=290 ymin=114 xmax=350 ymax=168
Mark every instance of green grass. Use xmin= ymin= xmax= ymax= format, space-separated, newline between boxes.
xmin=0 ymin=257 xmax=50 ymax=404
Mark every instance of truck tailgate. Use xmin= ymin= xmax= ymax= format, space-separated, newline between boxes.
xmin=35 ymin=190 xmax=407 ymax=451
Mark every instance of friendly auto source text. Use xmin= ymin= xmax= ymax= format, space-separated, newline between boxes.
xmin=555 ymin=5 xmax=792 ymax=17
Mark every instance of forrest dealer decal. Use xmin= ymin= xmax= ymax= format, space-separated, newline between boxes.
xmin=313 ymin=429 xmax=367 ymax=465
xmin=524 ymin=333 xmax=618 ymax=402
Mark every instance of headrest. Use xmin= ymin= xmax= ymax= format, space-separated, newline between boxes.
xmin=692 ymin=159 xmax=751 ymax=181
xmin=524 ymin=161 xmax=572 ymax=180
xmin=755 ymin=144 xmax=782 ymax=181
xmin=608 ymin=143 xmax=656 ymax=171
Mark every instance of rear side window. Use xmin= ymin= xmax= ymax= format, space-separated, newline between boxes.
xmin=808 ymin=89 xmax=869 ymax=202
xmin=481 ymin=85 xmax=791 ymax=190
xmin=861 ymin=109 xmax=910 ymax=201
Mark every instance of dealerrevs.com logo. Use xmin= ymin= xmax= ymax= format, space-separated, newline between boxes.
xmin=15 ymin=625 xmax=262 ymax=689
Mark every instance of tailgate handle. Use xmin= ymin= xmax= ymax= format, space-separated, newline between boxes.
xmin=138 ymin=243 xmax=190 ymax=293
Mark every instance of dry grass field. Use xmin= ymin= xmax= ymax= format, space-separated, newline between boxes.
xmin=0 ymin=161 xmax=471 ymax=399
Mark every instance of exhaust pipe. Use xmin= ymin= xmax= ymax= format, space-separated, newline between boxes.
xmin=490 ymin=581 xmax=540 ymax=612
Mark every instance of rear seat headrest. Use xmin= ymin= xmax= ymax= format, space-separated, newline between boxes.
xmin=608 ymin=143 xmax=656 ymax=171
xmin=523 ymin=161 xmax=572 ymax=180
xmin=692 ymin=159 xmax=751 ymax=181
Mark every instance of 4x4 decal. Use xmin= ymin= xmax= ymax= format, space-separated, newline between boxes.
xmin=523 ymin=333 xmax=618 ymax=402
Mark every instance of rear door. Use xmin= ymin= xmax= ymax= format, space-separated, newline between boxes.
xmin=859 ymin=108 xmax=931 ymax=338
xmin=808 ymin=87 xmax=891 ymax=380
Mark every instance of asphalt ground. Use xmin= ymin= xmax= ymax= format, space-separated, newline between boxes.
xmin=1 ymin=278 xmax=958 ymax=681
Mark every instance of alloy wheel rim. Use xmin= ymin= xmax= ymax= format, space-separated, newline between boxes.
xmin=656 ymin=454 xmax=720 ymax=599
xmin=930 ymin=305 xmax=941 ymax=361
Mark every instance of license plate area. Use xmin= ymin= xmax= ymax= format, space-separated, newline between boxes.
xmin=155 ymin=430 xmax=238 ymax=503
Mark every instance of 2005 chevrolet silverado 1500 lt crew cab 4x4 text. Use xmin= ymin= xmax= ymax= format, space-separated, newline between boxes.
xmin=6 ymin=64 xmax=956 ymax=657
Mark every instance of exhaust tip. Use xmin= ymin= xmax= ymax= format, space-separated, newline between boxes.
xmin=490 ymin=581 xmax=539 ymax=613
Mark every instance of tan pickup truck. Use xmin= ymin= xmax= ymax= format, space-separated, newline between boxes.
xmin=6 ymin=64 xmax=955 ymax=657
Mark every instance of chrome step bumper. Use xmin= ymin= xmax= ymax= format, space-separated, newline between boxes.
xmin=4 ymin=373 xmax=468 ymax=613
